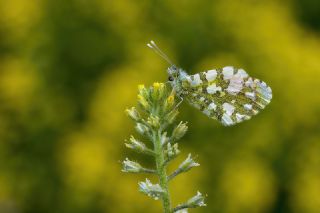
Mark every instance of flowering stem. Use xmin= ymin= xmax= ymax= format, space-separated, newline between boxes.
xmin=123 ymin=83 xmax=206 ymax=212
xmin=154 ymin=130 xmax=171 ymax=213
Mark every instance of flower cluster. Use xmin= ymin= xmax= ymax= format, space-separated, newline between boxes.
xmin=122 ymin=83 xmax=206 ymax=213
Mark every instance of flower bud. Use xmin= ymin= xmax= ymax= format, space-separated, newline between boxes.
xmin=125 ymin=136 xmax=154 ymax=156
xmin=138 ymin=179 xmax=164 ymax=200
xmin=168 ymin=153 xmax=200 ymax=180
xmin=178 ymin=153 xmax=200 ymax=173
xmin=138 ymin=94 xmax=150 ymax=110
xmin=125 ymin=135 xmax=146 ymax=152
xmin=186 ymin=191 xmax=206 ymax=208
xmin=122 ymin=158 xmax=144 ymax=173
xmin=135 ymin=123 xmax=149 ymax=136
xmin=160 ymin=132 xmax=168 ymax=146
xmin=166 ymin=109 xmax=179 ymax=124
xmin=147 ymin=115 xmax=160 ymax=129
xmin=138 ymin=84 xmax=145 ymax=91
xmin=138 ymin=84 xmax=148 ymax=97
xmin=125 ymin=107 xmax=140 ymax=121
xmin=172 ymin=121 xmax=188 ymax=141
xmin=164 ymin=95 xmax=175 ymax=111
xmin=152 ymin=82 xmax=164 ymax=101
xmin=166 ymin=142 xmax=180 ymax=160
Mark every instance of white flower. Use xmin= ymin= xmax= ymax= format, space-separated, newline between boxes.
xmin=166 ymin=143 xmax=180 ymax=159
xmin=122 ymin=158 xmax=143 ymax=173
xmin=138 ymin=179 xmax=164 ymax=200
xmin=187 ymin=191 xmax=206 ymax=207
xmin=135 ymin=123 xmax=149 ymax=135
xmin=178 ymin=154 xmax=200 ymax=172
xmin=125 ymin=107 xmax=140 ymax=121
xmin=172 ymin=121 xmax=188 ymax=141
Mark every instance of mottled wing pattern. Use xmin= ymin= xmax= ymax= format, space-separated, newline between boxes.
xmin=180 ymin=66 xmax=272 ymax=126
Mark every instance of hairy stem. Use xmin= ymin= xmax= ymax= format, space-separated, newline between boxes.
xmin=172 ymin=204 xmax=189 ymax=212
xmin=154 ymin=130 xmax=171 ymax=213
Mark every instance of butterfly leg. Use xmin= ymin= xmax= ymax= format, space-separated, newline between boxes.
xmin=173 ymin=95 xmax=183 ymax=110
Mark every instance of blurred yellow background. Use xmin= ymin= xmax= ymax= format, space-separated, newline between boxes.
xmin=0 ymin=0 xmax=320 ymax=212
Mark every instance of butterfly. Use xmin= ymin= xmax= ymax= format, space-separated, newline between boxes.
xmin=147 ymin=41 xmax=272 ymax=126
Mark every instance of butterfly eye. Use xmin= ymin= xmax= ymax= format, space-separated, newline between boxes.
xmin=168 ymin=76 xmax=174 ymax=81
xmin=170 ymin=65 xmax=177 ymax=71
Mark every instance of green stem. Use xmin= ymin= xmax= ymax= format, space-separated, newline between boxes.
xmin=154 ymin=130 xmax=171 ymax=213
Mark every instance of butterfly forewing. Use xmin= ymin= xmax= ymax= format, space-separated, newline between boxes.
xmin=180 ymin=66 xmax=272 ymax=126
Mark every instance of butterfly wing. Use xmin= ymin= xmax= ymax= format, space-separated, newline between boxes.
xmin=179 ymin=66 xmax=272 ymax=126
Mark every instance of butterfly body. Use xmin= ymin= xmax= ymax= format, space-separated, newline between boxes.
xmin=167 ymin=65 xmax=272 ymax=126
xmin=147 ymin=41 xmax=272 ymax=126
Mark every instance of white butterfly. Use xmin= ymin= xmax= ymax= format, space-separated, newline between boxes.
xmin=147 ymin=40 xmax=272 ymax=126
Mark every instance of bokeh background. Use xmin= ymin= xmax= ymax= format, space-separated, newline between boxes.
xmin=0 ymin=0 xmax=320 ymax=212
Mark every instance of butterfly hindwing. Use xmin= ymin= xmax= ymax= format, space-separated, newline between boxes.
xmin=180 ymin=66 xmax=272 ymax=126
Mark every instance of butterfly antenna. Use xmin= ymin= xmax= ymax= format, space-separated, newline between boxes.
xmin=147 ymin=40 xmax=173 ymax=65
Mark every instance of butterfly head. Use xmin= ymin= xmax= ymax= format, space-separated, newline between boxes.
xmin=167 ymin=65 xmax=179 ymax=81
